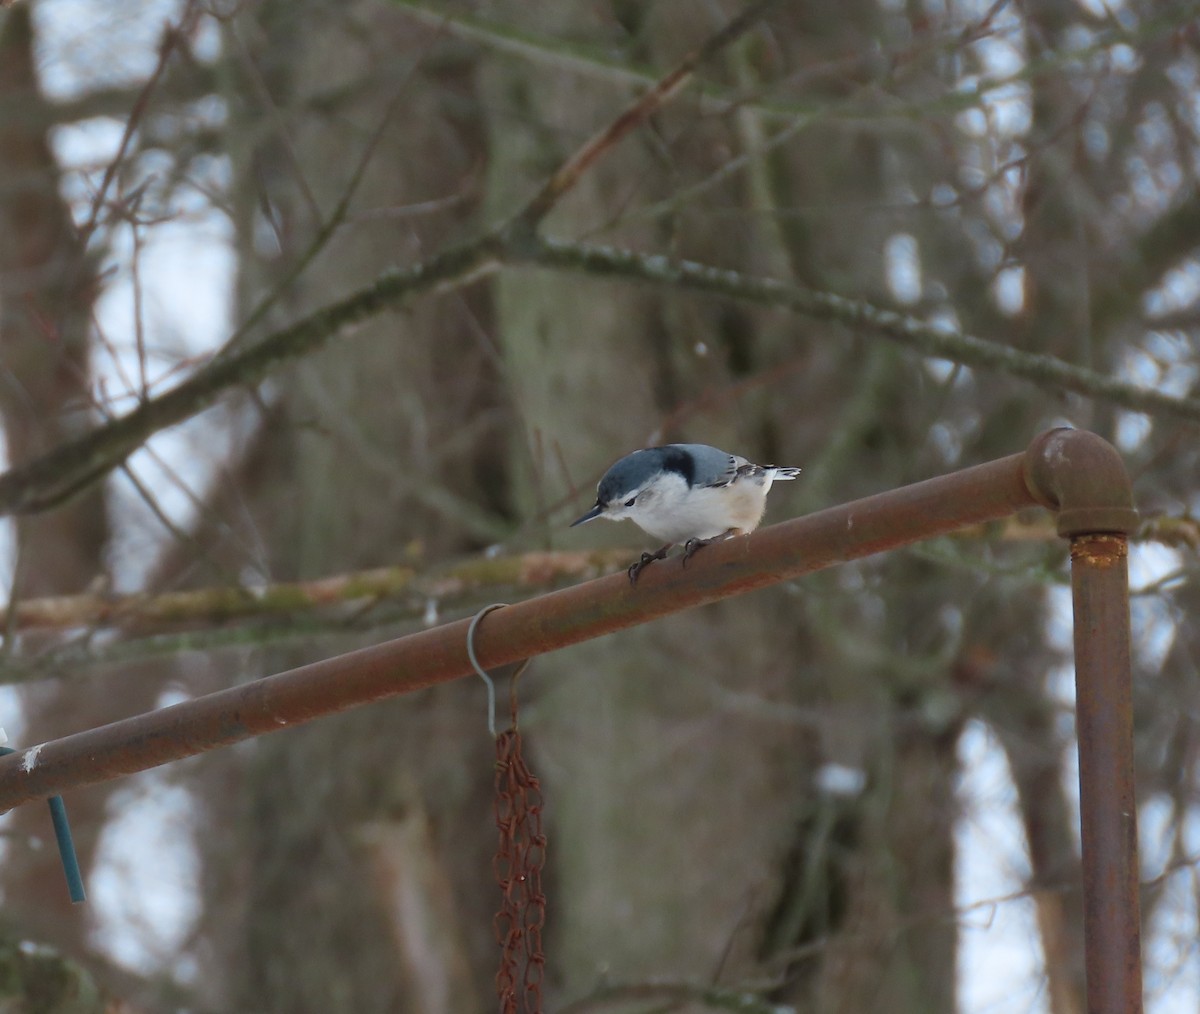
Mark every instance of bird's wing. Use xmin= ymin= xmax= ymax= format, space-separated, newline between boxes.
xmin=728 ymin=458 xmax=801 ymax=485
xmin=673 ymin=444 xmax=742 ymax=487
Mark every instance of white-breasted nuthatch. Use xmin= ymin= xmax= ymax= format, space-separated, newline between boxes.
xmin=570 ymin=443 xmax=801 ymax=584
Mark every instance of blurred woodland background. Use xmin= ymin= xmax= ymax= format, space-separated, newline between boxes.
xmin=1 ymin=0 xmax=1200 ymax=1011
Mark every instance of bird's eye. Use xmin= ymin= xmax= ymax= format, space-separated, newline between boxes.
xmin=624 ymin=497 xmax=637 ymax=507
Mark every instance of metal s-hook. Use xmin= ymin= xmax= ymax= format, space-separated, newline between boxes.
xmin=467 ymin=603 xmax=508 ymax=738
xmin=467 ymin=603 xmax=533 ymax=737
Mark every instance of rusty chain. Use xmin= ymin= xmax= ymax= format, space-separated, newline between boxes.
xmin=467 ymin=604 xmax=547 ymax=1012
xmin=492 ymin=691 xmax=546 ymax=1012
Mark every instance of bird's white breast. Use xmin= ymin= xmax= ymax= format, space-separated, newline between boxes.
xmin=631 ymin=472 xmax=773 ymax=544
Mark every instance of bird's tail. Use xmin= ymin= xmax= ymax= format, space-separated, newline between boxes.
xmin=769 ymin=466 xmax=802 ymax=480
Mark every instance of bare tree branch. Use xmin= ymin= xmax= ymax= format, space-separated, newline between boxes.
xmin=0 ymin=549 xmax=631 ymax=682
xmin=1092 ymin=188 xmax=1200 ymax=334
xmin=0 ymin=236 xmax=503 ymax=515
xmin=0 ymin=1 xmax=777 ymax=517
xmin=518 ymin=237 xmax=1200 ymax=423
xmin=389 ymin=0 xmax=1200 ymax=130
xmin=1 ymin=508 xmax=1194 ymax=680
xmin=507 ymin=0 xmax=781 ymax=233
xmin=2 ymin=226 xmax=1197 ymax=519
xmin=76 ymin=0 xmax=205 ymax=244
xmin=0 ymin=0 xmax=1195 ymax=523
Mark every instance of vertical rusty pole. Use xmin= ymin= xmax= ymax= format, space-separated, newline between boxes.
xmin=1025 ymin=429 xmax=1143 ymax=1014
xmin=1071 ymin=533 xmax=1141 ymax=1013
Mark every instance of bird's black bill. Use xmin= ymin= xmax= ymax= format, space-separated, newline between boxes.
xmin=570 ymin=504 xmax=603 ymax=527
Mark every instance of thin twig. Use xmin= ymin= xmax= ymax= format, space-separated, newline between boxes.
xmin=508 ymin=0 xmax=781 ymax=234
xmin=77 ymin=0 xmax=202 ymax=244
xmin=117 ymin=460 xmax=233 ymax=585
xmin=212 ymin=13 xmax=436 ymax=360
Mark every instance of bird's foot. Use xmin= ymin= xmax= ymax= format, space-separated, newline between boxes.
xmin=628 ymin=545 xmax=671 ymax=586
xmin=681 ymin=529 xmax=736 ymax=568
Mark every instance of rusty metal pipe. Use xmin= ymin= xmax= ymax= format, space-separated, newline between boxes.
xmin=0 ymin=447 xmax=1039 ymax=810
xmin=1070 ymin=534 xmax=1141 ymax=1014
xmin=0 ymin=428 xmax=1146 ymax=1009
xmin=1025 ymin=428 xmax=1143 ymax=1014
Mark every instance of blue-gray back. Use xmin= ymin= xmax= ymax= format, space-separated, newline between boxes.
xmin=596 ymin=443 xmax=743 ymax=504
xmin=664 ymin=443 xmax=739 ymax=486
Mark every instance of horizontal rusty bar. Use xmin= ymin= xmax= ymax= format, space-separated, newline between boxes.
xmin=0 ymin=436 xmax=1048 ymax=810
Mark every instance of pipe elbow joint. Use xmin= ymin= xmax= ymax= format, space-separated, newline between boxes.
xmin=1023 ymin=428 xmax=1139 ymax=538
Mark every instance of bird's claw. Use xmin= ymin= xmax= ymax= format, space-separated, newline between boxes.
xmin=681 ymin=530 xmax=735 ymax=568
xmin=681 ymin=537 xmax=708 ymax=568
xmin=628 ymin=547 xmax=669 ymax=586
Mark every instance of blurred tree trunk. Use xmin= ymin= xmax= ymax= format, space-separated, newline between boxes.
xmin=0 ymin=5 xmax=136 ymax=963
xmin=190 ymin=2 xmax=506 ymax=1010
xmin=483 ymin=0 xmax=810 ymax=1000
xmin=483 ymin=2 xmax=966 ymax=1010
